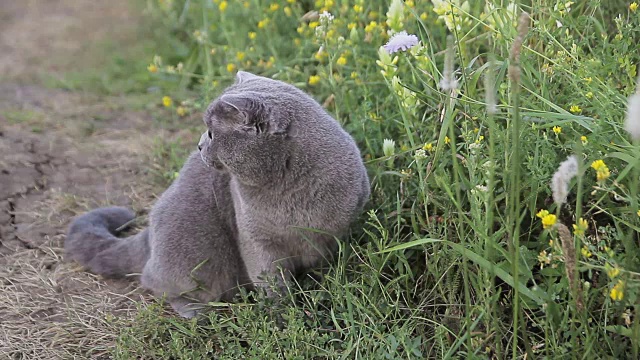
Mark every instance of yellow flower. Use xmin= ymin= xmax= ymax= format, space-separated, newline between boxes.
xmin=287 ymin=0 xmax=295 ymax=3
xmin=269 ymin=3 xmax=279 ymax=11
xmin=637 ymin=209 xmax=640 ymax=217
xmin=420 ymin=12 xmax=428 ymax=21
xmin=226 ymin=63 xmax=236 ymax=73
xmin=570 ymin=105 xmax=582 ymax=113
xmin=552 ymin=126 xmax=562 ymax=134
xmin=284 ymin=6 xmax=292 ymax=16
xmin=337 ymin=56 xmax=347 ymax=66
xmin=591 ymin=159 xmax=610 ymax=182
xmin=573 ymin=218 xmax=588 ymax=236
xmin=631 ymin=2 xmax=639 ymax=12
xmin=176 ymin=106 xmax=187 ymax=117
xmin=584 ymin=77 xmax=592 ymax=84
xmin=258 ymin=19 xmax=270 ymax=28
xmin=309 ymin=21 xmax=319 ymax=28
xmin=219 ymin=1 xmax=227 ymax=11
xmin=248 ymin=32 xmax=257 ymax=40
xmin=294 ymin=38 xmax=301 ymax=46
xmin=536 ymin=209 xmax=550 ymax=219
xmin=353 ymin=4 xmax=363 ymax=12
xmin=610 ymin=280 xmax=625 ymax=301
xmin=444 ymin=136 xmax=451 ymax=144
xmin=606 ymin=263 xmax=621 ymax=279
xmin=236 ymin=52 xmax=245 ymax=61
xmin=541 ymin=214 xmax=557 ymax=229
xmin=581 ymin=135 xmax=588 ymax=144
xmin=422 ymin=143 xmax=433 ymax=151
xmin=581 ymin=246 xmax=592 ymax=258
xmin=585 ymin=91 xmax=593 ymax=99
xmin=347 ymin=22 xmax=357 ymax=30
xmin=162 ymin=96 xmax=172 ymax=107
xmin=243 ymin=1 xmax=250 ymax=8
xmin=308 ymin=75 xmax=321 ymax=86
xmin=364 ymin=21 xmax=378 ymax=33
xmin=350 ymin=71 xmax=358 ymax=79
xmin=475 ymin=135 xmax=484 ymax=144
xmin=147 ymin=64 xmax=158 ymax=73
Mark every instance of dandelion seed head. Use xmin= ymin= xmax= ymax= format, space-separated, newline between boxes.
xmin=551 ymin=155 xmax=578 ymax=206
xmin=624 ymin=93 xmax=640 ymax=141
xmin=383 ymin=31 xmax=419 ymax=54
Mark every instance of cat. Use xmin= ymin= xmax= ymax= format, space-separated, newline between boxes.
xmin=65 ymin=71 xmax=370 ymax=318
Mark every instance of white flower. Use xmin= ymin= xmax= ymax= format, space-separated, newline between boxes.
xmin=551 ymin=155 xmax=579 ymax=206
xmin=383 ymin=139 xmax=396 ymax=157
xmin=556 ymin=20 xmax=563 ymax=28
xmin=383 ymin=31 xmax=419 ymax=54
xmin=319 ymin=11 xmax=334 ymax=23
xmin=624 ymin=92 xmax=640 ymax=141
xmin=414 ymin=149 xmax=428 ymax=160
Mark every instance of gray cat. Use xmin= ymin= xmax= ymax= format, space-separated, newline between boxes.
xmin=65 ymin=71 xmax=370 ymax=318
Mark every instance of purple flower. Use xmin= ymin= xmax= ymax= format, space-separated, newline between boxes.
xmin=383 ymin=31 xmax=419 ymax=54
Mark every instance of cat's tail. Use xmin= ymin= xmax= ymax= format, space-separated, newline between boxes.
xmin=65 ymin=206 xmax=150 ymax=277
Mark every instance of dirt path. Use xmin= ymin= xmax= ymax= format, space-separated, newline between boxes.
xmin=0 ymin=1 xmax=165 ymax=358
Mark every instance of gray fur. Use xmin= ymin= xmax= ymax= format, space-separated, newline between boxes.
xmin=65 ymin=71 xmax=370 ymax=318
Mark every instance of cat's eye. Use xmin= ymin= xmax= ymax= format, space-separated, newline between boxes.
xmin=207 ymin=130 xmax=212 ymax=139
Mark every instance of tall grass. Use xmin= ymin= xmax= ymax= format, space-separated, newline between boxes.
xmin=120 ymin=0 xmax=640 ymax=357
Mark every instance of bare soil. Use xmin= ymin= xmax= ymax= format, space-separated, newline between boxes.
xmin=0 ymin=1 xmax=167 ymax=357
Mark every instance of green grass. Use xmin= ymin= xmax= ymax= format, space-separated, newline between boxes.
xmin=112 ymin=0 xmax=640 ymax=358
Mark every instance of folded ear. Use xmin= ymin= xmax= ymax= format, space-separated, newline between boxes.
xmin=217 ymin=93 xmax=288 ymax=135
xmin=235 ymin=71 xmax=260 ymax=84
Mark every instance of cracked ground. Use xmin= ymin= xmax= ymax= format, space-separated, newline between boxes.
xmin=0 ymin=1 xmax=192 ymax=357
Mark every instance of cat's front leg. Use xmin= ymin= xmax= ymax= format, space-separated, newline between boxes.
xmin=238 ymin=235 xmax=292 ymax=296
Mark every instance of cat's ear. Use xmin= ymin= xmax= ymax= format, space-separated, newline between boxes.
xmin=235 ymin=71 xmax=260 ymax=84
xmin=218 ymin=93 xmax=287 ymax=135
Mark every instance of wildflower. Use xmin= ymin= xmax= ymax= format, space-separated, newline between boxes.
xmin=606 ymin=263 xmax=621 ymax=279
xmin=572 ymin=217 xmax=588 ymax=236
xmin=581 ymin=246 xmax=592 ymax=258
xmin=422 ymin=143 xmax=433 ymax=151
xmin=219 ymin=1 xmax=227 ymax=11
xmin=337 ymin=56 xmax=347 ymax=66
xmin=308 ymin=75 xmax=321 ymax=86
xmin=176 ymin=106 xmax=187 ymax=117
xmin=147 ymin=64 xmax=158 ymax=73
xmin=236 ymin=52 xmax=245 ymax=61
xmin=551 ymin=155 xmax=579 ymax=206
xmin=382 ymin=139 xmax=395 ymax=157
xmin=226 ymin=63 xmax=236 ymax=73
xmin=364 ymin=21 xmax=378 ymax=33
xmin=581 ymin=135 xmax=588 ymax=144
xmin=162 ymin=96 xmax=172 ymax=107
xmin=591 ymin=159 xmax=610 ymax=182
xmin=319 ymin=11 xmax=334 ymax=23
xmin=386 ymin=0 xmax=405 ymax=34
xmin=414 ymin=149 xmax=428 ymax=160
xmin=610 ymin=280 xmax=625 ymax=301
xmin=541 ymin=214 xmax=557 ymax=229
xmin=347 ymin=22 xmax=357 ymax=30
xmin=624 ymin=91 xmax=640 ymax=140
xmin=353 ymin=4 xmax=363 ymax=13
xmin=284 ymin=6 xmax=292 ymax=16
xmin=570 ymin=105 xmax=582 ymax=114
xmin=193 ymin=29 xmax=207 ymax=43
xmin=585 ymin=91 xmax=593 ymax=99
xmin=637 ymin=209 xmax=640 ymax=217
xmin=420 ymin=12 xmax=428 ymax=21
xmin=258 ymin=19 xmax=269 ymax=28
xmin=631 ymin=2 xmax=639 ymax=12
xmin=536 ymin=209 xmax=550 ymax=219
xmin=269 ymin=3 xmax=279 ymax=11
xmin=248 ymin=32 xmax=257 ymax=40
xmin=444 ymin=136 xmax=451 ymax=144
xmin=383 ymin=31 xmax=419 ymax=54
xmin=537 ymin=250 xmax=552 ymax=268
xmin=439 ymin=35 xmax=458 ymax=91
xmin=432 ymin=0 xmax=470 ymax=32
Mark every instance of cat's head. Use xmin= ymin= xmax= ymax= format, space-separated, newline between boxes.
xmin=198 ymin=71 xmax=311 ymax=185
